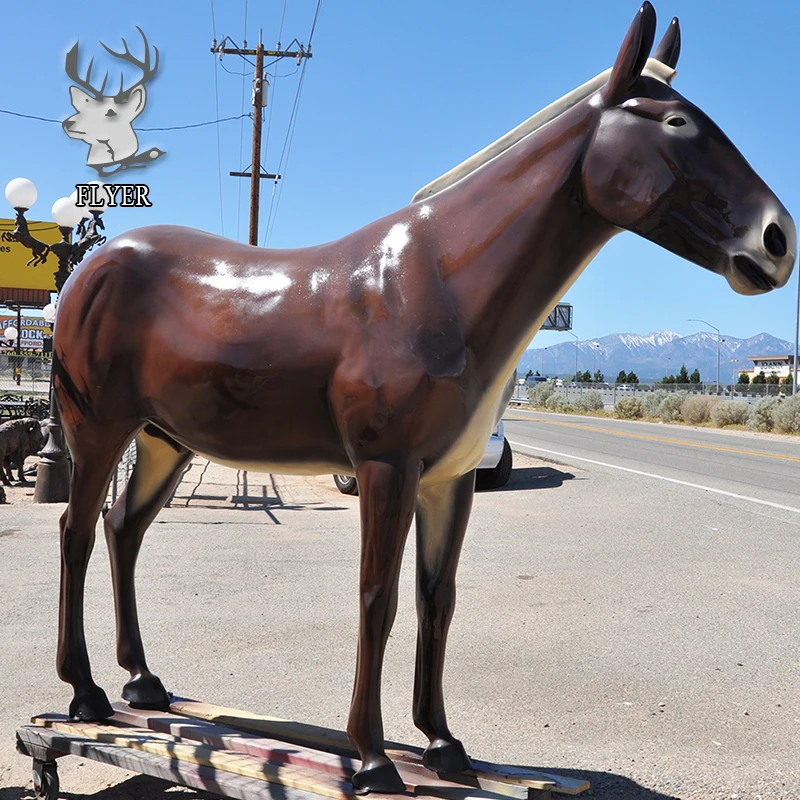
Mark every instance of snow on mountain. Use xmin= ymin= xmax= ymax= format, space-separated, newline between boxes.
xmin=518 ymin=331 xmax=794 ymax=381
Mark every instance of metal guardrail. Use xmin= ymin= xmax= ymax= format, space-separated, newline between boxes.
xmin=512 ymin=381 xmax=796 ymax=406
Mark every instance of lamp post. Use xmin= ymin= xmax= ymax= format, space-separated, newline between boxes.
xmin=4 ymin=177 xmax=107 ymax=502
xmin=567 ymin=331 xmax=579 ymax=381
xmin=730 ymin=359 xmax=739 ymax=400
xmin=541 ymin=347 xmax=547 ymax=376
xmin=688 ymin=318 xmax=721 ymax=394
xmin=3 ymin=315 xmax=21 ymax=384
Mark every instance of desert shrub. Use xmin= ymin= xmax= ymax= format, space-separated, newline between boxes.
xmin=749 ymin=396 xmax=781 ymax=432
xmin=574 ymin=389 xmax=604 ymax=412
xmin=643 ymin=389 xmax=669 ymax=417
xmin=711 ymin=401 xmax=750 ymax=428
xmin=529 ymin=380 xmax=555 ymax=407
xmin=545 ymin=393 xmax=567 ymax=411
xmin=615 ymin=397 xmax=643 ymax=419
xmin=657 ymin=391 xmax=687 ymax=422
xmin=774 ymin=395 xmax=800 ymax=433
xmin=680 ymin=395 xmax=718 ymax=425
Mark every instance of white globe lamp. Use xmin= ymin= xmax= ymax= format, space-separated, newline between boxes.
xmin=4 ymin=326 xmax=18 ymax=342
xmin=5 ymin=178 xmax=37 ymax=210
xmin=52 ymin=196 xmax=84 ymax=229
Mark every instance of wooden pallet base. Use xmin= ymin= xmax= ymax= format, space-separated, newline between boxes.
xmin=16 ymin=697 xmax=589 ymax=800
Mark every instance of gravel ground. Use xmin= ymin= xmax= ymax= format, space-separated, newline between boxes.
xmin=1 ymin=451 xmax=798 ymax=799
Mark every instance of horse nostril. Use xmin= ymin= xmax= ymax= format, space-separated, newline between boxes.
xmin=764 ymin=223 xmax=787 ymax=258
xmin=63 ymin=120 xmax=74 ymax=130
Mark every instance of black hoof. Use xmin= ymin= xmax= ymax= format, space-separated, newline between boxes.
xmin=69 ymin=685 xmax=114 ymax=721
xmin=351 ymin=756 xmax=406 ymax=795
xmin=423 ymin=737 xmax=472 ymax=774
xmin=122 ymin=673 xmax=171 ymax=710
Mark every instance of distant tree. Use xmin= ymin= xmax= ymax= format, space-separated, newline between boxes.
xmin=678 ymin=364 xmax=689 ymax=383
xmin=689 ymin=368 xmax=701 ymax=384
xmin=592 ymin=369 xmax=604 ymax=383
xmin=781 ymin=374 xmax=794 ymax=386
xmin=661 ymin=374 xmax=676 ymax=384
xmin=766 ymin=372 xmax=780 ymax=385
xmin=751 ymin=371 xmax=767 ymax=385
xmin=578 ymin=370 xmax=592 ymax=382
xmin=616 ymin=370 xmax=627 ymax=384
xmin=737 ymin=372 xmax=750 ymax=385
xmin=625 ymin=371 xmax=639 ymax=384
xmin=534 ymin=370 xmax=541 ymax=377
xmin=525 ymin=369 xmax=534 ymax=379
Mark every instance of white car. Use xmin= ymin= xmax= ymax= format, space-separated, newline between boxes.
xmin=333 ymin=421 xmax=513 ymax=495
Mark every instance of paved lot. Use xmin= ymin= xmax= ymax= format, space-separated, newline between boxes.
xmin=1 ymin=448 xmax=799 ymax=799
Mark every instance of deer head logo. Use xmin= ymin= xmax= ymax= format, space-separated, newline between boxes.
xmin=62 ymin=27 xmax=165 ymax=178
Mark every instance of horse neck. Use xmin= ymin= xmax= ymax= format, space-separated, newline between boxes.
xmin=433 ymin=100 xmax=616 ymax=379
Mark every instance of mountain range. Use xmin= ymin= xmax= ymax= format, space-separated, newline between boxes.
xmin=518 ymin=331 xmax=795 ymax=382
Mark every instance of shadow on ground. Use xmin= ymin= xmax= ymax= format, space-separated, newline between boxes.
xmin=0 ymin=767 xmax=683 ymax=799
xmin=487 ymin=466 xmax=574 ymax=492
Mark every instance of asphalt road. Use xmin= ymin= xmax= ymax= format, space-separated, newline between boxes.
xmin=504 ymin=409 xmax=800 ymax=514
xmin=2 ymin=442 xmax=800 ymax=800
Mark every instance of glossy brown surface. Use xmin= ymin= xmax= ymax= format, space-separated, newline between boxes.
xmin=52 ymin=4 xmax=795 ymax=793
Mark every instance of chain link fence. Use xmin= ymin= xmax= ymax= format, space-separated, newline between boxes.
xmin=0 ymin=352 xmax=52 ymax=395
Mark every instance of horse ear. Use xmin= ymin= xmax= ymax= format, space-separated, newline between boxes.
xmin=653 ymin=16 xmax=681 ymax=70
xmin=603 ymin=2 xmax=657 ymax=105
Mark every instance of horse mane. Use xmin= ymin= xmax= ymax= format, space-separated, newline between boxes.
xmin=411 ymin=57 xmax=676 ymax=203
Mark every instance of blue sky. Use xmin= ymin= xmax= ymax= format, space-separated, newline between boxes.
xmin=1 ymin=1 xmax=798 ymax=350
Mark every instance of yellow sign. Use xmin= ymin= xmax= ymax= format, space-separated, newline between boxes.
xmin=0 ymin=314 xmax=51 ymax=351
xmin=0 ymin=218 xmax=64 ymax=291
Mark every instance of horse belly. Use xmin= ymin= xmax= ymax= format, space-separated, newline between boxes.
xmin=143 ymin=363 xmax=350 ymax=474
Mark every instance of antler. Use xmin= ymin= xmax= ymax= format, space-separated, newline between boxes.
xmin=65 ymin=42 xmax=109 ymax=99
xmin=101 ymin=26 xmax=159 ymax=101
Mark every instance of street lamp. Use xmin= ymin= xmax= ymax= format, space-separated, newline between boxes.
xmin=541 ymin=347 xmax=547 ymax=376
xmin=688 ymin=318 xmax=721 ymax=394
xmin=4 ymin=177 xmax=108 ymax=502
xmin=730 ymin=359 xmax=739 ymax=400
xmin=567 ymin=331 xmax=579 ymax=381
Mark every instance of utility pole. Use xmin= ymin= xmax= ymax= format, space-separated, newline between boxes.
xmin=212 ymin=31 xmax=312 ymax=245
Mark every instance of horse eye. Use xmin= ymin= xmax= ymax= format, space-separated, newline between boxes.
xmin=667 ymin=116 xmax=686 ymax=127
xmin=105 ymin=109 xmax=117 ymax=118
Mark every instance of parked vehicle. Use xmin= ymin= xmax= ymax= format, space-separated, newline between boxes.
xmin=333 ymin=421 xmax=513 ymax=495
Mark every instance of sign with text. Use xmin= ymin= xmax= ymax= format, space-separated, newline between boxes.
xmin=0 ymin=315 xmax=51 ymax=350
xmin=0 ymin=218 xmax=64 ymax=292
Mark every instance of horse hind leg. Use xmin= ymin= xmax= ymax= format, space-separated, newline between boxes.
xmin=413 ymin=471 xmax=476 ymax=774
xmin=58 ymin=421 xmax=139 ymax=721
xmin=103 ymin=425 xmax=192 ymax=710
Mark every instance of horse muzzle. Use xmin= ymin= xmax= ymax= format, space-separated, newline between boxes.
xmin=726 ymin=207 xmax=796 ymax=295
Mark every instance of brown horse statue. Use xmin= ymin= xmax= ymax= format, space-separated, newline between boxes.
xmin=53 ymin=4 xmax=795 ymax=793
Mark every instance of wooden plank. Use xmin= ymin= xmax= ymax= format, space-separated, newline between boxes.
xmin=111 ymin=704 xmax=517 ymax=800
xmin=169 ymin=698 xmax=585 ymax=795
xmin=110 ymin=704 xmax=359 ymax=778
xmin=31 ymin=716 xmax=364 ymax=800
xmin=17 ymin=725 xmax=349 ymax=800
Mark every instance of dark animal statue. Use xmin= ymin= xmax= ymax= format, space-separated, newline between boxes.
xmin=0 ymin=417 xmax=45 ymax=486
xmin=51 ymin=5 xmax=795 ymax=793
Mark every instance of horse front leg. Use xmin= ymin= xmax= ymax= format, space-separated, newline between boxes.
xmin=58 ymin=426 xmax=135 ymax=720
xmin=348 ymin=456 xmax=420 ymax=794
xmin=413 ymin=471 xmax=475 ymax=773
xmin=104 ymin=427 xmax=192 ymax=709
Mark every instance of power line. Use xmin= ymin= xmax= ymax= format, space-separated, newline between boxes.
xmin=0 ymin=107 xmax=249 ymax=131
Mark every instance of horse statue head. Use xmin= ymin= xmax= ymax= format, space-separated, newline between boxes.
xmin=582 ymin=4 xmax=794 ymax=294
